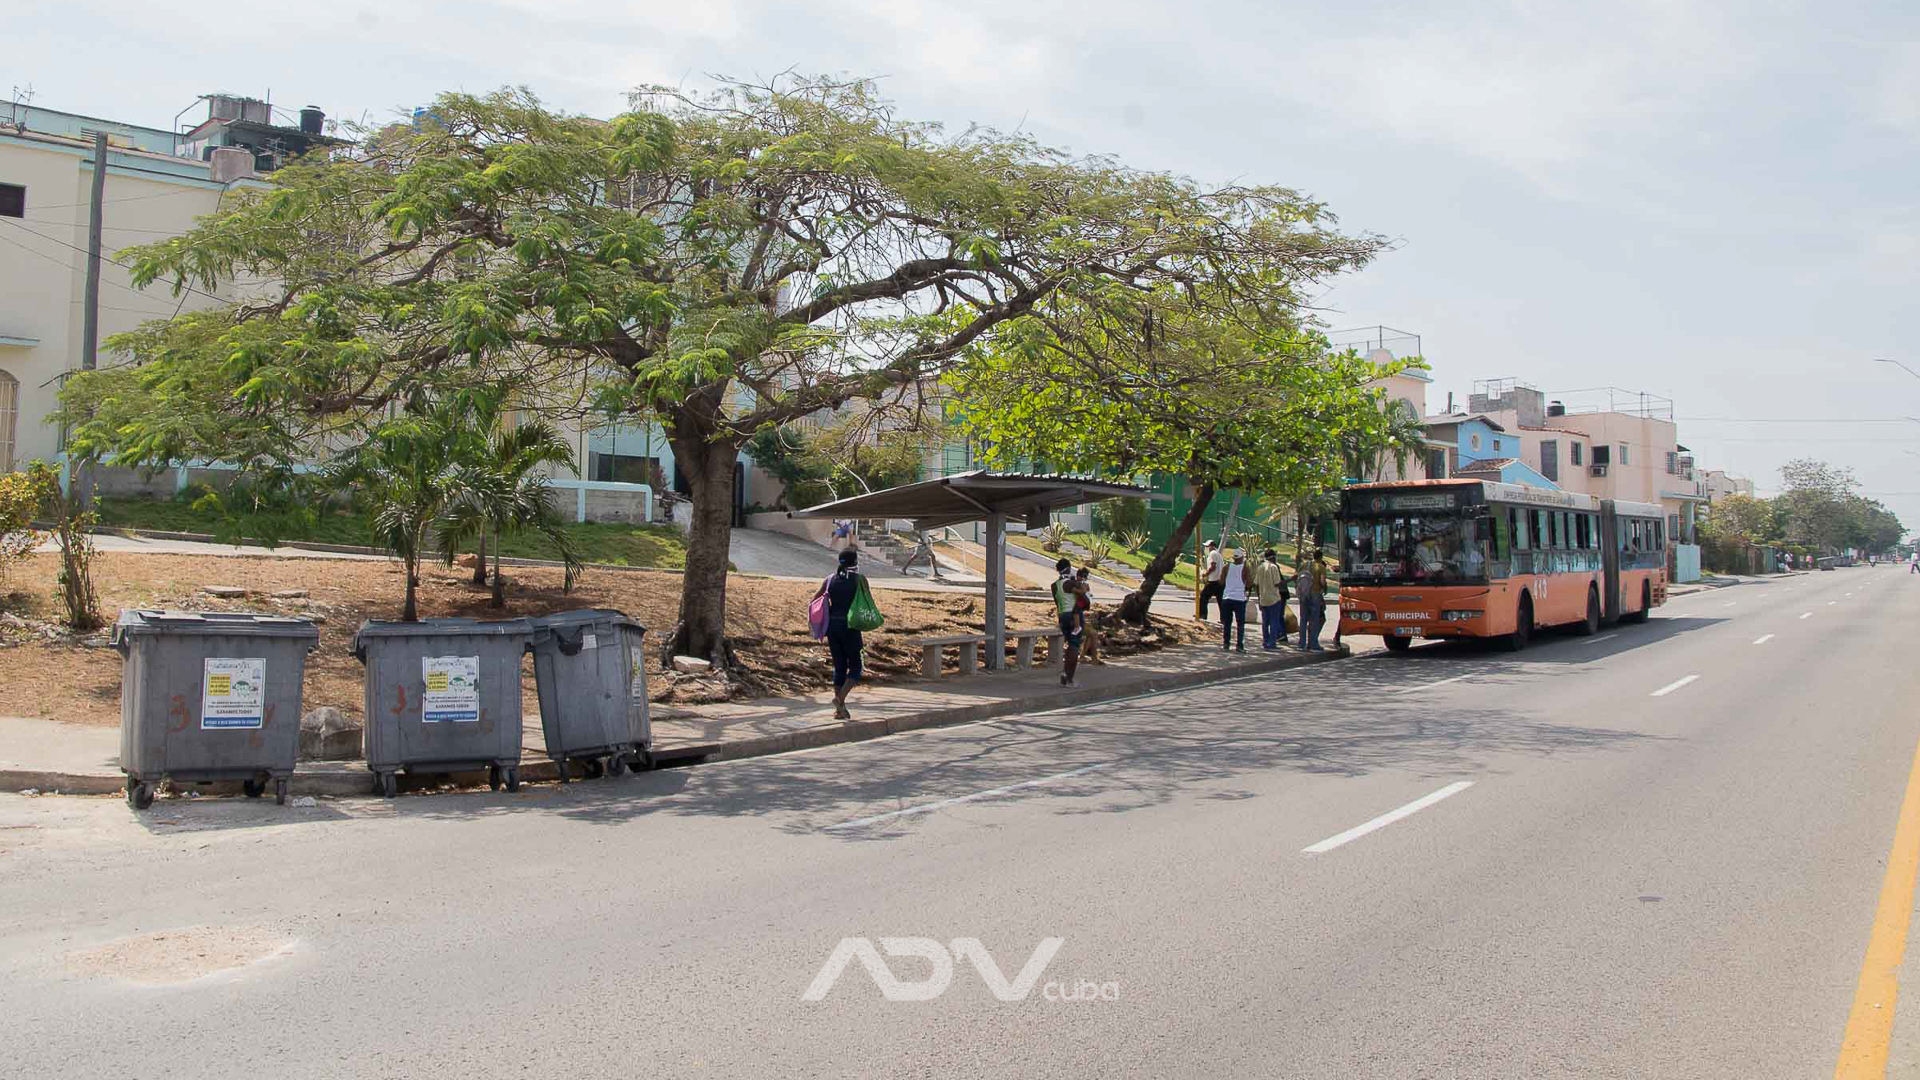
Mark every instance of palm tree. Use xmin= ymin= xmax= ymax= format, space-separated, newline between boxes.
xmin=327 ymin=397 xmax=488 ymax=623
xmin=1372 ymin=397 xmax=1429 ymax=481
xmin=441 ymin=405 xmax=582 ymax=608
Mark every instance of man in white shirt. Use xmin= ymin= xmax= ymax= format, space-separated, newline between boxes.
xmin=1219 ymin=549 xmax=1252 ymax=652
xmin=1199 ymin=540 xmax=1225 ymax=619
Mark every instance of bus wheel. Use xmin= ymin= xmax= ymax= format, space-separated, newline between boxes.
xmin=1502 ymin=595 xmax=1532 ymax=651
xmin=1384 ymin=636 xmax=1412 ymax=654
xmin=1624 ymin=581 xmax=1651 ymax=624
xmin=1576 ymin=588 xmax=1600 ymax=636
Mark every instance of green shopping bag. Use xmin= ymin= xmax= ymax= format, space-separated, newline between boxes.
xmin=847 ymin=577 xmax=885 ymax=631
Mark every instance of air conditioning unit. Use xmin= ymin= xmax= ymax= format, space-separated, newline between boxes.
xmin=1590 ymin=464 xmax=1609 ymax=477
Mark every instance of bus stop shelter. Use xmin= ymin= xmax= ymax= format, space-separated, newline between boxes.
xmin=790 ymin=471 xmax=1148 ymax=669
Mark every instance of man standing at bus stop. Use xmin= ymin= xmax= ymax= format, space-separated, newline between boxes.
xmin=1253 ymin=548 xmax=1289 ymax=650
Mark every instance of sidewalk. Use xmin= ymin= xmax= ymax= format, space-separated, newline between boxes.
xmin=0 ymin=641 xmax=1352 ymax=798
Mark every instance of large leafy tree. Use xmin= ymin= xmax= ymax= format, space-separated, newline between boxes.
xmin=949 ymin=282 xmax=1392 ymax=623
xmin=64 ymin=77 xmax=1384 ymax=662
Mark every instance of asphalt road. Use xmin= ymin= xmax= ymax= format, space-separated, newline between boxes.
xmin=3 ymin=567 xmax=1917 ymax=1078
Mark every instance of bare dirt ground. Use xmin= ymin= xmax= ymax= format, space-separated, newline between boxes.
xmin=0 ymin=552 xmax=1207 ymax=725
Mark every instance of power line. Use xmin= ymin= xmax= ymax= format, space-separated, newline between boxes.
xmin=22 ymin=216 xmax=201 ymax=235
xmin=0 ymin=215 xmax=225 ymax=305
xmin=0 ymin=225 xmax=209 ymax=308
xmin=20 ymin=187 xmax=227 ymax=211
xmin=1677 ymin=417 xmax=1920 ymax=424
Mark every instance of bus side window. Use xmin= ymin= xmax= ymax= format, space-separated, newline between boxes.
xmin=1511 ymin=508 xmax=1528 ymax=550
xmin=1492 ymin=514 xmax=1510 ymax=560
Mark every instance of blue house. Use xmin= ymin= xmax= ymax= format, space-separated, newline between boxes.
xmin=1421 ymin=413 xmax=1560 ymax=490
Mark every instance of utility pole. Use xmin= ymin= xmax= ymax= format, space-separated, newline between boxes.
xmin=75 ymin=131 xmax=107 ymax=510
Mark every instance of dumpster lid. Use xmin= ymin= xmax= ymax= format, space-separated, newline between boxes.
xmin=352 ymin=616 xmax=537 ymax=663
xmin=530 ymin=609 xmax=646 ymax=634
xmin=114 ymin=609 xmax=320 ymax=638
xmin=353 ymin=617 xmax=537 ymax=638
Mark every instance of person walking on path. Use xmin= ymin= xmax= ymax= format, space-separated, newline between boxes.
xmin=1253 ymin=548 xmax=1290 ymax=650
xmin=1219 ymin=549 xmax=1252 ymax=652
xmin=1910 ymin=551 xmax=1918 ymax=574
xmin=1199 ymin=540 xmax=1225 ymax=620
xmin=1053 ymin=558 xmax=1085 ymax=688
xmin=815 ymin=548 xmax=867 ymax=720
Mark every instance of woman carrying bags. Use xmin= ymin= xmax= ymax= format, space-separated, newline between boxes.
xmin=813 ymin=548 xmax=882 ymax=720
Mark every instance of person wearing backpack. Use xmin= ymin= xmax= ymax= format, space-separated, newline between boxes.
xmin=1052 ymin=558 xmax=1085 ymax=688
xmin=815 ymin=548 xmax=874 ymax=720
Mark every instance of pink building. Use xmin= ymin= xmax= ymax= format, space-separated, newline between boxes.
xmin=1465 ymin=379 xmax=1707 ymax=578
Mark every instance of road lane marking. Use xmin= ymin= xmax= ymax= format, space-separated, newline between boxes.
xmin=1393 ymin=673 xmax=1473 ymax=695
xmin=1829 ymin=601 xmax=1838 ymax=606
xmin=1833 ymin=734 xmax=1920 ymax=1078
xmin=1801 ymin=612 xmax=1814 ymax=620
xmin=824 ymin=763 xmax=1110 ymax=830
xmin=1303 ymin=781 xmax=1473 ymax=853
xmin=1579 ymin=633 xmax=1620 ymax=646
xmin=1724 ymin=601 xmax=1738 ymax=608
xmin=1753 ymin=634 xmax=1774 ymax=645
xmin=1650 ymin=675 xmax=1699 ymax=697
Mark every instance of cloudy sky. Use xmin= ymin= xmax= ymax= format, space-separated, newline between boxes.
xmin=18 ymin=0 xmax=1920 ymax=529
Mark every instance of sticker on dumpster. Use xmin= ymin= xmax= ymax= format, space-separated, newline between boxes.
xmin=421 ymin=656 xmax=481 ymax=722
xmin=202 ymin=657 xmax=266 ymax=729
xmin=581 ymin=633 xmax=598 ymax=651
xmin=630 ymin=645 xmax=646 ymax=702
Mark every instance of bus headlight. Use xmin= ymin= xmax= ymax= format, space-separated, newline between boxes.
xmin=1347 ymin=610 xmax=1375 ymax=621
xmin=1442 ymin=610 xmax=1482 ymax=621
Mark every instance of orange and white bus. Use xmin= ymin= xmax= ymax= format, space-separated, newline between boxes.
xmin=1337 ymin=479 xmax=1669 ymax=652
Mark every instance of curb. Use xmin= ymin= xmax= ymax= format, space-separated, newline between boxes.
xmin=0 ymin=647 xmax=1352 ymax=798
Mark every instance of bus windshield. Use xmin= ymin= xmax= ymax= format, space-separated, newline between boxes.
xmin=1342 ymin=513 xmax=1489 ymax=586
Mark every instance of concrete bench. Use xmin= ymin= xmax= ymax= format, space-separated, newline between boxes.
xmin=911 ymin=634 xmax=989 ymax=678
xmin=1007 ymin=627 xmax=1067 ymax=669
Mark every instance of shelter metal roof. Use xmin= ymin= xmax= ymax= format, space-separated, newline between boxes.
xmin=789 ymin=471 xmax=1147 ymax=530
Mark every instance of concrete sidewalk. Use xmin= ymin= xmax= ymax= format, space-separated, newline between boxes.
xmin=0 ymin=641 xmax=1352 ymax=799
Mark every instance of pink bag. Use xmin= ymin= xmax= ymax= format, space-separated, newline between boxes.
xmin=808 ymin=578 xmax=831 ymax=640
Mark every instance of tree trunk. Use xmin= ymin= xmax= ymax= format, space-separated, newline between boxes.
xmin=402 ymin=550 xmax=420 ymax=623
xmin=669 ymin=437 xmax=741 ymax=663
xmin=472 ymin=533 xmax=488 ymax=586
xmin=1295 ymin=507 xmax=1306 ymax=568
xmin=1117 ymin=484 xmax=1214 ymax=625
xmin=490 ymin=527 xmax=505 ymax=608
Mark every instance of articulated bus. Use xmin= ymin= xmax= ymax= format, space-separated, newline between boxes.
xmin=1337 ymin=479 xmax=1668 ymax=652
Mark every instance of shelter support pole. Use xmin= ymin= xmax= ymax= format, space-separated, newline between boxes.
xmin=985 ymin=512 xmax=1007 ymax=670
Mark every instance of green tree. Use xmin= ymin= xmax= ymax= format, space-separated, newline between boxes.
xmin=950 ymin=282 xmax=1392 ymax=623
xmin=327 ymin=393 xmax=496 ymax=622
xmin=65 ymin=77 xmax=1384 ymax=663
xmin=439 ymin=391 xmax=583 ymax=608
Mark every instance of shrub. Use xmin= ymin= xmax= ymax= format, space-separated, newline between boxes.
xmin=1092 ymin=496 xmax=1147 ymax=536
xmin=1120 ymin=528 xmax=1151 ymax=554
xmin=1036 ymin=522 xmax=1071 ymax=552
xmin=0 ymin=469 xmax=43 ymax=591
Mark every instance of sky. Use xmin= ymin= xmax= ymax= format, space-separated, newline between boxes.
xmin=16 ymin=0 xmax=1920 ymax=531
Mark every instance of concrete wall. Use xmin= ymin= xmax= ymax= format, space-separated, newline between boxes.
xmin=745 ymin=512 xmax=839 ymax=548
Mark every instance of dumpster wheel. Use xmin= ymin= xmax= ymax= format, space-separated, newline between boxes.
xmin=504 ymin=768 xmax=521 ymax=793
xmin=126 ymin=778 xmax=154 ymax=811
xmin=379 ymin=773 xmax=397 ymax=799
xmin=581 ymin=756 xmax=606 ymax=780
xmin=607 ymin=753 xmax=629 ymax=777
xmin=275 ymin=779 xmax=289 ymax=805
xmin=488 ymin=764 xmax=503 ymax=792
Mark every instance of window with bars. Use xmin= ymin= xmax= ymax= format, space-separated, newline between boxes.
xmin=0 ymin=183 xmax=23 ymax=218
xmin=0 ymin=369 xmax=18 ymax=472
xmin=1539 ymin=440 xmax=1558 ymax=482
xmin=1571 ymin=442 xmax=1583 ymax=466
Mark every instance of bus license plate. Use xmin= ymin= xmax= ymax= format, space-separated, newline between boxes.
xmin=1394 ymin=627 xmax=1420 ymax=637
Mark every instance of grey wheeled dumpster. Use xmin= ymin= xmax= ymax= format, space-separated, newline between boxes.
xmin=530 ymin=610 xmax=651 ymax=781
xmin=353 ymin=617 xmax=534 ymax=797
xmin=112 ymin=609 xmax=320 ymax=810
